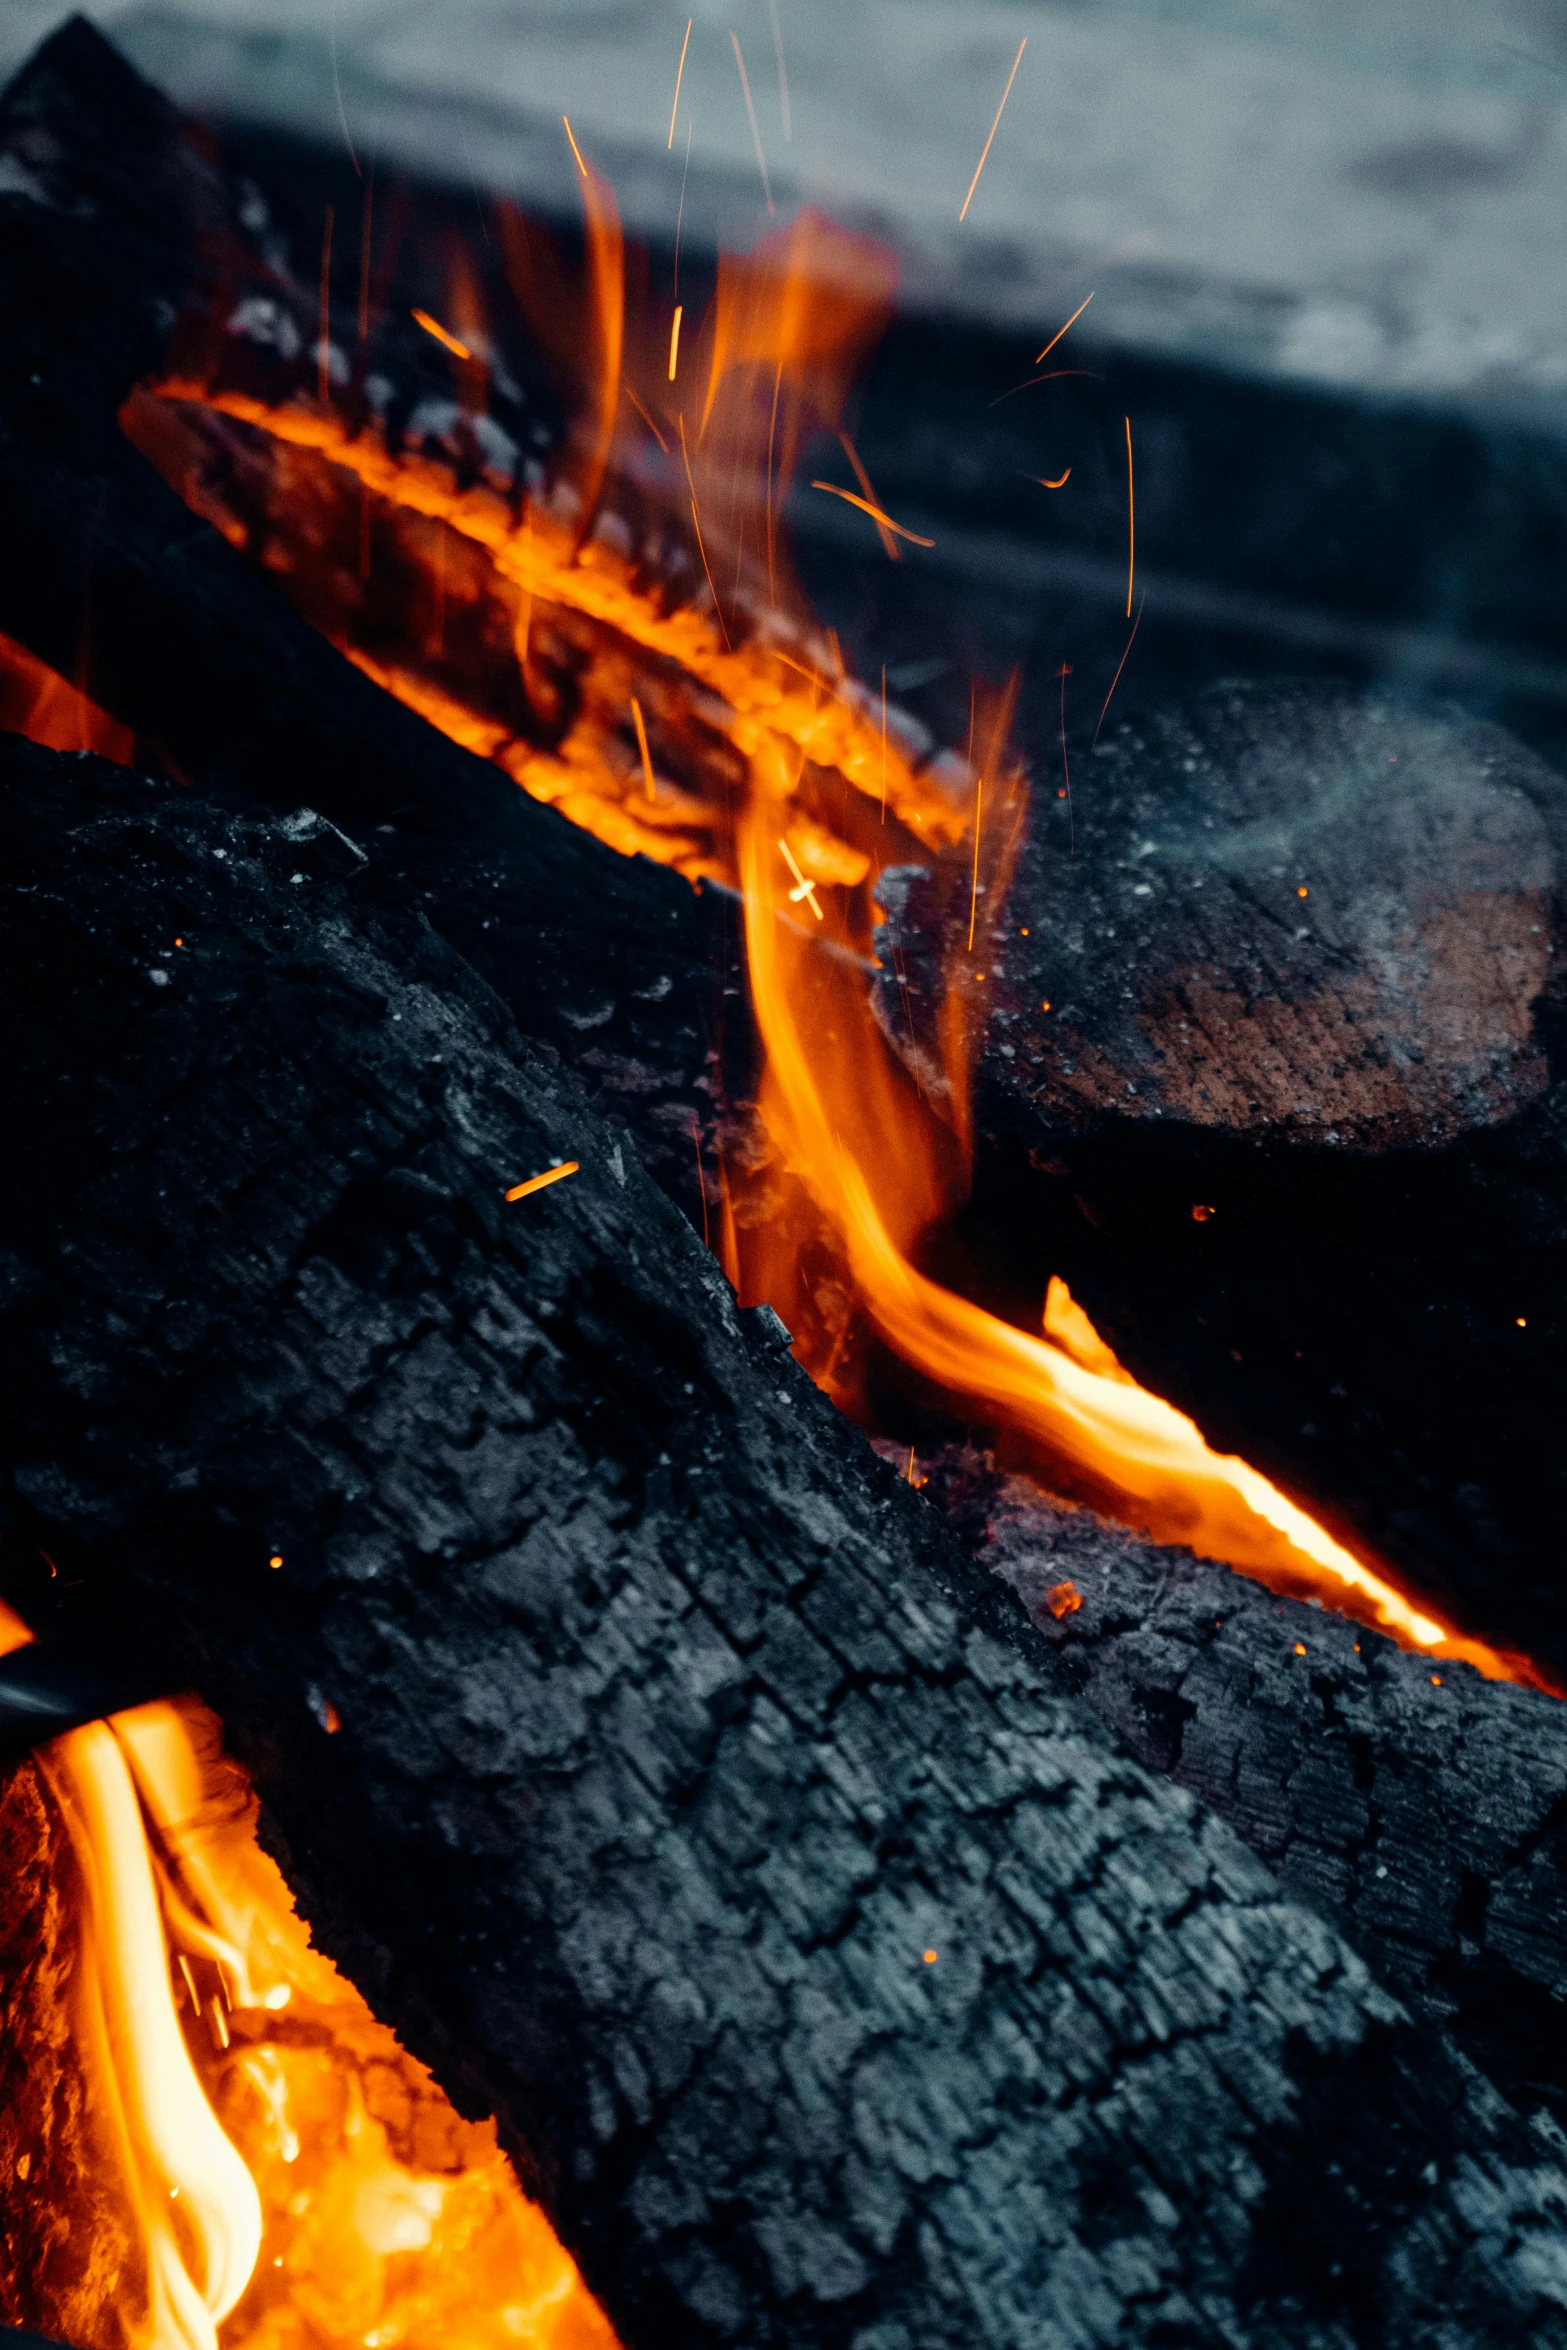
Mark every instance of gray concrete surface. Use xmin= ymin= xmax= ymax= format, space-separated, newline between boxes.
xmin=5 ymin=0 xmax=1567 ymax=422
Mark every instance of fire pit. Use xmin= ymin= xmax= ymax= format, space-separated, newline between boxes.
xmin=3 ymin=19 xmax=1567 ymax=2350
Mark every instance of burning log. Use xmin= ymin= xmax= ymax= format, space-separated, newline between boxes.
xmin=898 ymin=678 xmax=1567 ymax=1670
xmin=0 ymin=17 xmax=741 ymax=1211
xmin=8 ymin=737 xmax=1567 ymax=2344
xmin=973 ymin=1469 xmax=1567 ymax=2138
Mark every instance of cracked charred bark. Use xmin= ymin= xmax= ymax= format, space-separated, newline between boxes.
xmin=5 ymin=741 xmax=1567 ymax=2347
xmin=983 ymin=1483 xmax=1567 ymax=2146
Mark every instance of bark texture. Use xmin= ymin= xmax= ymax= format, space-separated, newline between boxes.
xmin=978 ymin=1477 xmax=1567 ymax=2139
xmin=5 ymin=742 xmax=1567 ymax=2347
xmin=0 ymin=17 xmax=735 ymax=1219
xmin=883 ymin=679 xmax=1567 ymax=1670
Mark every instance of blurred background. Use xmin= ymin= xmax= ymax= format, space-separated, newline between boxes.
xmin=7 ymin=0 xmax=1564 ymax=758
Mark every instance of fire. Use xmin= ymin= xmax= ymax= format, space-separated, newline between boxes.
xmin=0 ymin=1608 xmax=614 ymax=2350
xmin=112 ymin=182 xmax=1556 ymax=1683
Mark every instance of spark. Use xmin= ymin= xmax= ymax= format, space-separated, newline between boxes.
xmin=778 ymin=836 xmax=824 ymax=920
xmin=318 ymin=205 xmax=334 ymax=406
xmin=987 ymin=367 xmax=1100 ymax=409
xmin=906 ymin=1444 xmax=917 ymax=1483
xmin=630 ymin=695 xmax=658 ymax=798
xmin=968 ymin=772 xmax=983 ymax=951
xmin=668 ymin=303 xmax=684 ymax=382
xmin=329 ymin=0 xmax=361 ymax=175
xmin=809 ymin=481 xmax=934 ymax=546
xmin=459 ymin=119 xmax=491 ymax=246
xmin=1094 ymin=587 xmax=1145 ymax=744
xmin=731 ymin=34 xmax=774 ymax=212
xmin=668 ymin=17 xmax=692 ymax=147
xmin=506 ymin=1160 xmax=581 ymax=1201
xmin=268 ymin=1554 xmax=283 ymax=1569
xmin=412 ymin=307 xmax=472 ymax=360
xmin=624 ymin=386 xmax=669 ymax=451
xmin=922 ymin=1948 xmax=939 ymax=1964
xmin=692 ymin=1117 xmax=711 ymax=1250
xmin=1297 ymin=885 xmax=1309 ymax=898
xmin=357 ymin=160 xmax=375 ymax=343
xmin=1057 ymin=661 xmax=1073 ymax=851
xmin=1029 ymin=468 xmax=1072 ymax=489
xmin=768 ymin=0 xmax=792 ymax=138
xmin=1124 ymin=414 xmax=1135 ymax=617
xmin=838 ymin=430 xmax=900 ymax=561
xmin=674 ymin=119 xmax=693 ymax=295
xmin=1035 ymin=290 xmax=1094 ymax=365
xmin=959 ymin=36 xmax=1027 ymax=223
xmin=679 ymin=413 xmax=732 ymax=649
xmin=562 ymin=115 xmax=588 ymax=177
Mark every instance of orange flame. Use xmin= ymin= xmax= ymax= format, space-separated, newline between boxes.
xmin=118 ymin=191 xmax=1539 ymax=1687
xmin=0 ymin=1611 xmax=614 ymax=2350
xmin=0 ymin=627 xmax=135 ymax=762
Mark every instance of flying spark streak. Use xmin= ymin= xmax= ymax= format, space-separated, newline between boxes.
xmin=692 ymin=1117 xmax=711 ymax=1249
xmin=1035 ymin=290 xmax=1094 ymax=364
xmin=562 ymin=114 xmax=588 ymax=176
xmin=357 ymin=162 xmax=374 ymax=342
xmin=1124 ymin=414 xmax=1135 ymax=617
xmin=838 ymin=431 xmax=900 ymax=561
xmin=411 ymin=307 xmax=471 ymax=360
xmin=506 ymin=1161 xmax=580 ymax=1202
xmin=674 ymin=119 xmax=693 ymax=293
xmin=1030 ymin=468 xmax=1071 ymax=489
xmin=679 ymin=413 xmax=732 ymax=650
xmin=809 ymin=481 xmax=934 ymax=546
xmin=1094 ymin=588 xmax=1145 ymax=745
xmin=317 ymin=206 xmax=334 ymax=405
xmin=768 ymin=0 xmax=792 ymax=138
xmin=778 ymin=837 xmax=824 ymax=920
xmin=668 ymin=302 xmax=684 ymax=381
xmin=624 ymin=385 xmax=669 ymax=451
xmin=630 ymin=694 xmax=658 ymax=798
xmin=968 ymin=773 xmax=984 ymax=951
xmin=668 ymin=17 xmax=692 ymax=146
xmin=731 ymin=33 xmax=775 ymax=211
xmin=1057 ymin=661 xmax=1073 ymax=851
xmin=986 ymin=367 xmax=1100 ymax=409
xmin=959 ymin=36 xmax=1027 ymax=222
xmin=329 ymin=0 xmax=361 ymax=175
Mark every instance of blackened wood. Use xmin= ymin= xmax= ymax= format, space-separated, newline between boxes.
xmin=981 ymin=1476 xmax=1567 ymax=2140
xmin=0 ymin=19 xmax=736 ymax=1217
xmin=886 ymin=679 xmax=1567 ymax=1669
xmin=6 ymin=743 xmax=1567 ymax=2346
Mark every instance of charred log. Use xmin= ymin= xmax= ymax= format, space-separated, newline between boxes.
xmin=886 ymin=679 xmax=1567 ymax=1668
xmin=960 ymin=1469 xmax=1567 ymax=2141
xmin=0 ymin=18 xmax=738 ymax=1214
xmin=2 ymin=739 xmax=1567 ymax=2345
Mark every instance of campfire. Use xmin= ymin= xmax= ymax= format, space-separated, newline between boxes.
xmin=5 ymin=20 xmax=1567 ymax=2350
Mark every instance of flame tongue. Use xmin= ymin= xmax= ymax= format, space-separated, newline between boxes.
xmin=41 ymin=1722 xmax=263 ymax=2348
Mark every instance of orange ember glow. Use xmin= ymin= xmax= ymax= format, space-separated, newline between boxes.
xmin=0 ymin=627 xmax=135 ymax=761
xmin=0 ymin=1603 xmax=614 ymax=2350
xmin=116 ymin=183 xmax=1543 ymax=1687
xmin=506 ymin=1160 xmax=581 ymax=1202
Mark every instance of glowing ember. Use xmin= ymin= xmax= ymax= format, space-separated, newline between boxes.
xmin=0 ymin=1594 xmax=614 ymax=2350
xmin=111 ymin=179 xmax=1541 ymax=1686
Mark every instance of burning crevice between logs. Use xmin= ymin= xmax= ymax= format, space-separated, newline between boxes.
xmin=4 ymin=16 xmax=1567 ymax=2350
